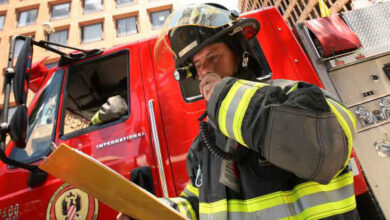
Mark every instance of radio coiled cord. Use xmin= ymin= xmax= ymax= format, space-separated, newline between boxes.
xmin=199 ymin=111 xmax=248 ymax=161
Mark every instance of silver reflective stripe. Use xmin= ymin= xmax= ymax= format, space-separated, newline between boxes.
xmin=290 ymin=183 xmax=354 ymax=216
xmin=182 ymin=186 xmax=198 ymax=198
xmin=327 ymin=98 xmax=354 ymax=135
xmin=176 ymin=198 xmax=193 ymax=219
xmin=239 ymin=80 xmax=259 ymax=86
xmin=199 ymin=184 xmax=354 ymax=220
xmin=259 ymin=183 xmax=354 ymax=219
xmin=179 ymin=40 xmax=198 ymax=57
xmin=200 ymin=210 xmax=287 ymax=220
xmin=225 ymin=84 xmax=249 ymax=140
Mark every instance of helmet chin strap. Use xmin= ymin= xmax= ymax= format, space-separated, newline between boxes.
xmin=242 ymin=51 xmax=250 ymax=69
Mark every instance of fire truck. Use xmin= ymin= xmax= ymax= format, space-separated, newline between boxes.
xmin=0 ymin=2 xmax=389 ymax=220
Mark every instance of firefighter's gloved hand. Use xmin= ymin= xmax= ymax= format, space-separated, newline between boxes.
xmin=116 ymin=213 xmax=134 ymax=220
xmin=199 ymin=73 xmax=221 ymax=101
xmin=91 ymin=95 xmax=127 ymax=125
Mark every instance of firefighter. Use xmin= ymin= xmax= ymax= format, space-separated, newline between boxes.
xmin=90 ymin=95 xmax=127 ymax=125
xmin=118 ymin=3 xmax=359 ymax=220
xmin=90 ymin=78 xmax=128 ymax=125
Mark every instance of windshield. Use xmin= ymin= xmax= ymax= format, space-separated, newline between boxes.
xmin=9 ymin=69 xmax=63 ymax=164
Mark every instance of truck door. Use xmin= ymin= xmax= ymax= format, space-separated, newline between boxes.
xmin=0 ymin=47 xmax=159 ymax=220
xmin=52 ymin=48 xmax=160 ymax=219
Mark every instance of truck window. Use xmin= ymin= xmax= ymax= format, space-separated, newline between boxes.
xmin=61 ymin=50 xmax=129 ymax=137
xmin=247 ymin=37 xmax=272 ymax=78
xmin=9 ymin=69 xmax=64 ymax=164
xmin=178 ymin=37 xmax=271 ymax=102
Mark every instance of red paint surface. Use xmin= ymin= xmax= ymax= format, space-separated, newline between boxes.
xmin=0 ymin=7 xmax=367 ymax=219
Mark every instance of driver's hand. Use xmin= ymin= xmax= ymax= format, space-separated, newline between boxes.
xmin=199 ymin=73 xmax=221 ymax=101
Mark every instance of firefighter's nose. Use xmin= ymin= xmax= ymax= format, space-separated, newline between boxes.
xmin=198 ymin=66 xmax=213 ymax=79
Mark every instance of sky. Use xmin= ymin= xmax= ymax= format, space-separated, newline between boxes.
xmin=178 ymin=0 xmax=239 ymax=12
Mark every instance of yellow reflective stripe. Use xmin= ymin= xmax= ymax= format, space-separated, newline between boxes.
xmin=200 ymin=171 xmax=353 ymax=214
xmin=187 ymin=183 xmax=199 ymax=197
xmin=233 ymin=80 xmax=268 ymax=146
xmin=280 ymin=196 xmax=356 ymax=220
xmin=331 ymin=100 xmax=357 ymax=132
xmin=218 ymin=82 xmax=242 ymax=137
xmin=221 ymin=80 xmax=267 ymax=146
xmin=281 ymin=171 xmax=353 ymax=204
xmin=182 ymin=197 xmax=197 ymax=220
xmin=218 ymin=80 xmax=268 ymax=143
xmin=232 ymin=86 xmax=255 ymax=147
xmin=319 ymin=0 xmax=331 ymax=17
xmin=170 ymin=198 xmax=188 ymax=217
xmin=326 ymin=100 xmax=354 ymax=176
xmin=91 ymin=112 xmax=102 ymax=125
xmin=287 ymin=82 xmax=299 ymax=94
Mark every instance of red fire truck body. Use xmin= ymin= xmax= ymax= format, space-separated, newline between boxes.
xmin=0 ymin=6 xmax=379 ymax=220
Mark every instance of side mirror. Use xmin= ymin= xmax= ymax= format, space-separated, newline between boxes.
xmin=9 ymin=105 xmax=29 ymax=149
xmin=14 ymin=37 xmax=32 ymax=106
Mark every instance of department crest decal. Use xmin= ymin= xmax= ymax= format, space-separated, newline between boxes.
xmin=46 ymin=183 xmax=98 ymax=220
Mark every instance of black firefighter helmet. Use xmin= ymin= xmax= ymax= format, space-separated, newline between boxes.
xmin=154 ymin=3 xmax=261 ymax=80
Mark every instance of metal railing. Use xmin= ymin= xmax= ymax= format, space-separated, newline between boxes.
xmin=239 ymin=0 xmax=353 ymax=27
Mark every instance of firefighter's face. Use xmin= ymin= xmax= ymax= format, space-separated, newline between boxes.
xmin=192 ymin=42 xmax=239 ymax=79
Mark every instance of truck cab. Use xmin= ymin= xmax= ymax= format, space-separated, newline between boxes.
xmin=0 ymin=7 xmax=376 ymax=219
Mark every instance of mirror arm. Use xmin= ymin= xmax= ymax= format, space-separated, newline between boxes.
xmin=0 ymin=37 xmax=19 ymax=149
xmin=32 ymin=40 xmax=103 ymax=60
xmin=0 ymin=69 xmax=13 ymax=132
xmin=33 ymin=40 xmax=90 ymax=55
xmin=34 ymin=40 xmax=89 ymax=53
xmin=32 ymin=40 xmax=68 ymax=57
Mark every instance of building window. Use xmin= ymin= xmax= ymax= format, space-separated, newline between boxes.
xmin=117 ymin=16 xmax=137 ymax=37
xmin=116 ymin=0 xmax=134 ymax=7
xmin=150 ymin=9 xmax=170 ymax=29
xmin=0 ymin=106 xmax=17 ymax=124
xmin=83 ymin=0 xmax=103 ymax=13
xmin=12 ymin=35 xmax=34 ymax=57
xmin=0 ymin=15 xmax=5 ymax=31
xmin=14 ymin=39 xmax=24 ymax=57
xmin=48 ymin=29 xmax=68 ymax=48
xmin=82 ymin=23 xmax=102 ymax=43
xmin=51 ymin=2 xmax=70 ymax=19
xmin=0 ymin=0 xmax=7 ymax=5
xmin=18 ymin=9 xmax=38 ymax=27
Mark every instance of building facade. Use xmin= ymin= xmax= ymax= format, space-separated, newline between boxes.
xmin=0 ymin=0 xmax=178 ymax=109
xmin=239 ymin=0 xmax=353 ymax=26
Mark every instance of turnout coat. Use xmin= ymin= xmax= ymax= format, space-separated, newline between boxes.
xmin=162 ymin=76 xmax=359 ymax=220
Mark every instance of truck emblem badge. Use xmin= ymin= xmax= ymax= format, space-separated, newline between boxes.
xmin=62 ymin=192 xmax=81 ymax=220
xmin=46 ymin=183 xmax=99 ymax=220
xmin=95 ymin=132 xmax=145 ymax=150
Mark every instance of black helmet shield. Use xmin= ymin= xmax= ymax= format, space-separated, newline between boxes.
xmin=154 ymin=3 xmax=260 ymax=71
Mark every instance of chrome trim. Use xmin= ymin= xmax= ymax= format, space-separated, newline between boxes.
xmin=256 ymin=73 xmax=272 ymax=82
xmin=303 ymin=25 xmax=322 ymax=59
xmin=148 ymin=99 xmax=169 ymax=197
xmin=302 ymin=25 xmax=357 ymax=62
